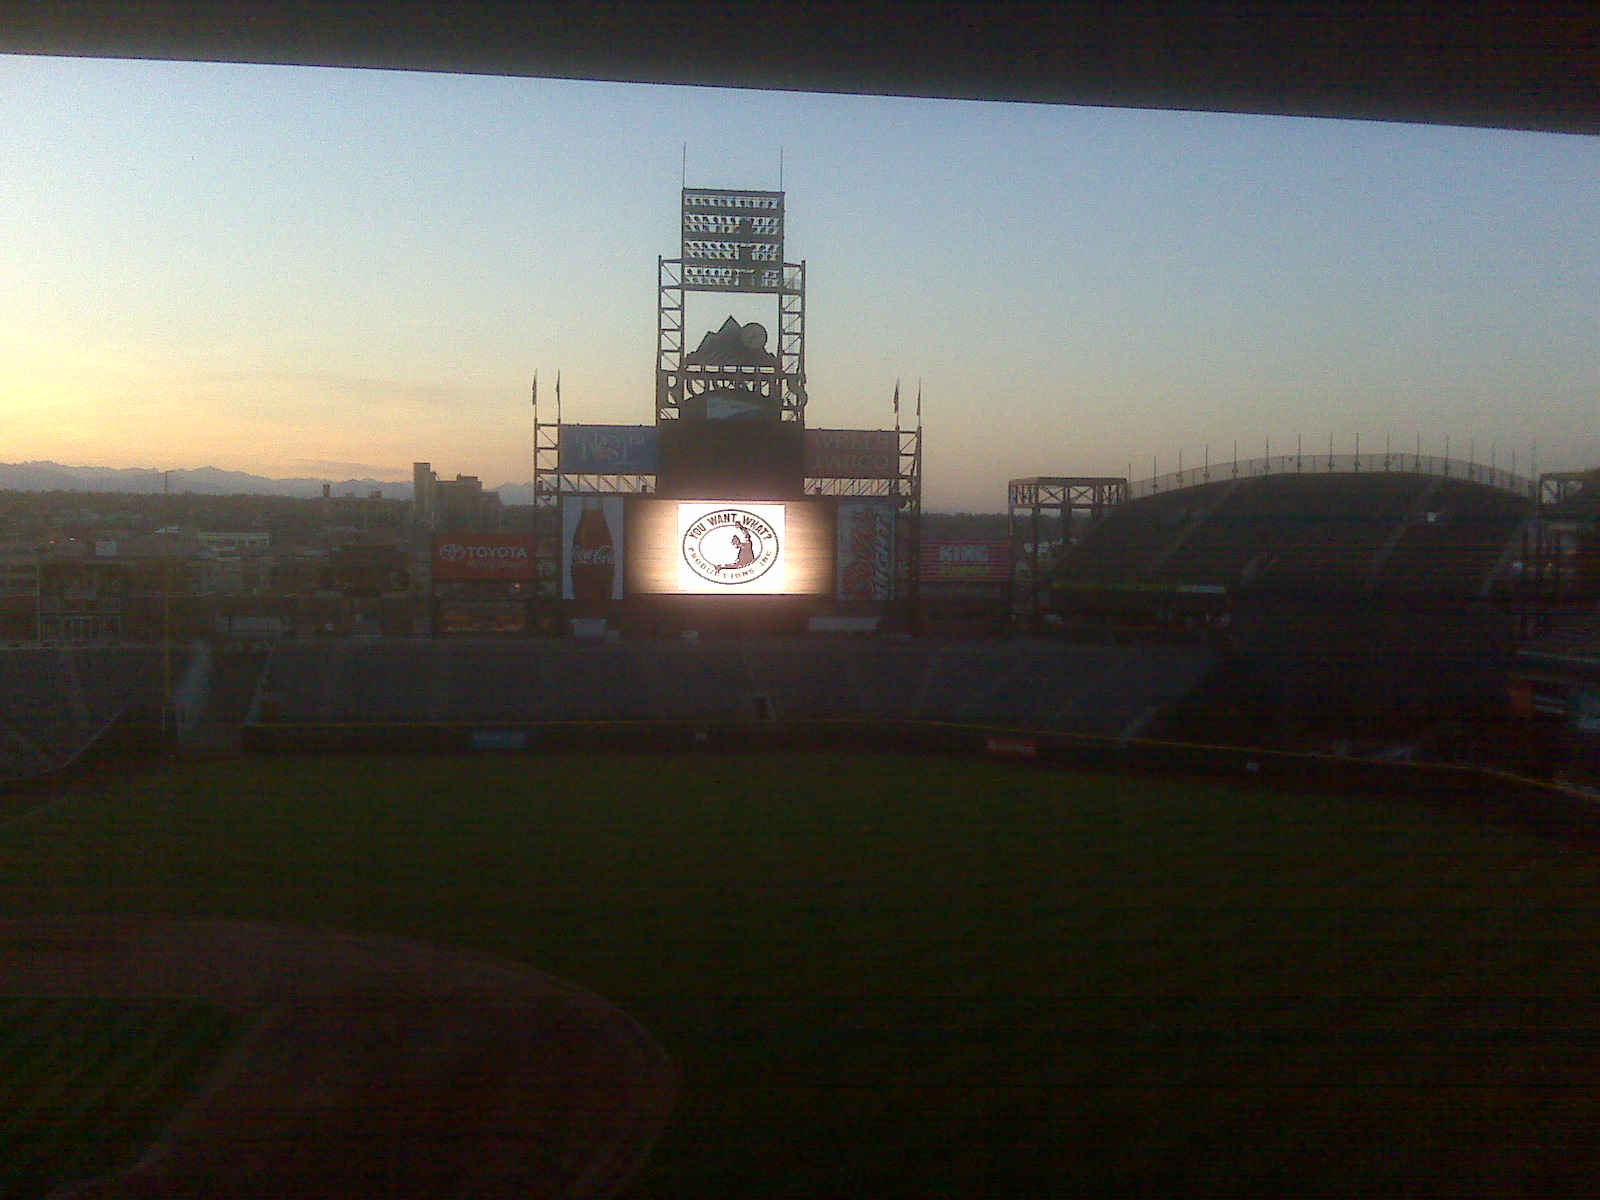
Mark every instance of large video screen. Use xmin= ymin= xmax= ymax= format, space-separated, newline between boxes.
xmin=655 ymin=421 xmax=805 ymax=499
xmin=626 ymin=499 xmax=835 ymax=595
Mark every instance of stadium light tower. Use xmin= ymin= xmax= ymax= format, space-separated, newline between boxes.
xmin=657 ymin=188 xmax=806 ymax=425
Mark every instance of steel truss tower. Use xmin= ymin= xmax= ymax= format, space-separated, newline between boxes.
xmin=531 ymin=389 xmax=657 ymax=603
xmin=658 ymin=189 xmax=806 ymax=423
xmin=531 ymin=389 xmax=562 ymax=602
xmin=1008 ymin=477 xmax=1127 ymax=632
xmin=804 ymin=423 xmax=923 ymax=615
xmin=530 ymin=187 xmax=923 ymax=620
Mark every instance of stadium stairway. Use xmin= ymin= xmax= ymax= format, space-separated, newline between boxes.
xmin=1153 ymin=473 xmax=1426 ymax=590
xmin=1053 ymin=481 xmax=1233 ymax=585
xmin=0 ymin=646 xmax=199 ymax=782
xmin=1369 ymin=479 xmax=1532 ymax=596
xmin=1141 ymin=477 xmax=1242 ymax=576
xmin=1363 ymin=475 xmax=1445 ymax=582
xmin=189 ymin=651 xmax=272 ymax=752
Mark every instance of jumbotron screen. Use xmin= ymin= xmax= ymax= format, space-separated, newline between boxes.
xmin=625 ymin=499 xmax=835 ymax=595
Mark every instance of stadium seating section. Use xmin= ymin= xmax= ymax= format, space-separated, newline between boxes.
xmin=0 ymin=647 xmax=194 ymax=782
xmin=0 ymin=473 xmax=1534 ymax=783
xmin=1056 ymin=470 xmax=1530 ymax=596
xmin=253 ymin=640 xmax=1217 ymax=739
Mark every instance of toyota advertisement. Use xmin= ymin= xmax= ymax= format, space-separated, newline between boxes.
xmin=432 ymin=535 xmax=535 ymax=582
xmin=626 ymin=499 xmax=834 ymax=596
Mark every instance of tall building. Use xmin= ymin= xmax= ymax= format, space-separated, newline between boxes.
xmin=412 ymin=462 xmax=434 ymax=531
xmin=413 ymin=463 xmax=500 ymax=534
xmin=436 ymin=474 xmax=501 ymax=533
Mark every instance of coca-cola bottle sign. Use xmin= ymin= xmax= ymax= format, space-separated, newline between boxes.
xmin=570 ymin=497 xmax=615 ymax=602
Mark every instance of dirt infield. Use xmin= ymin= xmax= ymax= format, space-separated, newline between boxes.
xmin=0 ymin=916 xmax=677 ymax=1200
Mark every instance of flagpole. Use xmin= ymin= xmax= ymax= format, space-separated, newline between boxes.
xmin=914 ymin=380 xmax=923 ymax=627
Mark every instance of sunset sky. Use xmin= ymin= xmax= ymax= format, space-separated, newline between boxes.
xmin=2 ymin=53 xmax=1596 ymax=510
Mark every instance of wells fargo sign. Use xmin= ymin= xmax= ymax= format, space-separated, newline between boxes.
xmin=804 ymin=429 xmax=899 ymax=479
xmin=431 ymin=535 xmax=535 ymax=581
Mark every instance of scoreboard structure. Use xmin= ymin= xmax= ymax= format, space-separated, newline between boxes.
xmin=658 ymin=188 xmax=806 ymax=426
xmin=531 ymin=186 xmax=922 ymax=635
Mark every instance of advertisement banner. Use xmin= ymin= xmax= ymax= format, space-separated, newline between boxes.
xmin=562 ymin=495 xmax=626 ymax=601
xmin=437 ymin=602 xmax=527 ymax=634
xmin=804 ymin=429 xmax=900 ymax=479
xmin=626 ymin=498 xmax=835 ymax=596
xmin=986 ymin=736 xmax=1038 ymax=758
xmin=558 ymin=425 xmax=659 ymax=475
xmin=432 ymin=535 xmax=535 ymax=582
xmin=920 ymin=541 xmax=1012 ymax=584
xmin=836 ymin=500 xmax=896 ymax=601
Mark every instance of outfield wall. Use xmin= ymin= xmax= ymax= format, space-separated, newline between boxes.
xmin=248 ymin=640 xmax=1219 ymax=738
xmin=235 ymin=636 xmax=1593 ymax=841
xmin=242 ymin=713 xmax=1600 ymax=843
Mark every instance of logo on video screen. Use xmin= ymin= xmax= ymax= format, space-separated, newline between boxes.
xmin=681 ymin=508 xmax=781 ymax=585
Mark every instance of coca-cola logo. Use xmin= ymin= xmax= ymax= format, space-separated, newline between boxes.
xmin=682 ymin=508 xmax=780 ymax=585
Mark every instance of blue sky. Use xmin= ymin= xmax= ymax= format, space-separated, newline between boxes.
xmin=2 ymin=54 xmax=1596 ymax=509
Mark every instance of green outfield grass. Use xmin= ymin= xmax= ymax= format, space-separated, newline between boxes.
xmin=3 ymin=751 xmax=1600 ymax=1197
xmin=0 ymin=998 xmax=243 ymax=1200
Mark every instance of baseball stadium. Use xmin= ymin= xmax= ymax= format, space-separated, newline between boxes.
xmin=6 ymin=19 xmax=1600 ymax=1199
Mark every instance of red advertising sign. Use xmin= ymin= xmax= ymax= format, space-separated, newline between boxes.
xmin=920 ymin=541 xmax=1012 ymax=583
xmin=986 ymin=736 xmax=1037 ymax=758
xmin=432 ymin=535 xmax=535 ymax=581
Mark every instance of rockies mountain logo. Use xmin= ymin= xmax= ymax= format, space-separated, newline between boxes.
xmin=682 ymin=509 xmax=780 ymax=585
